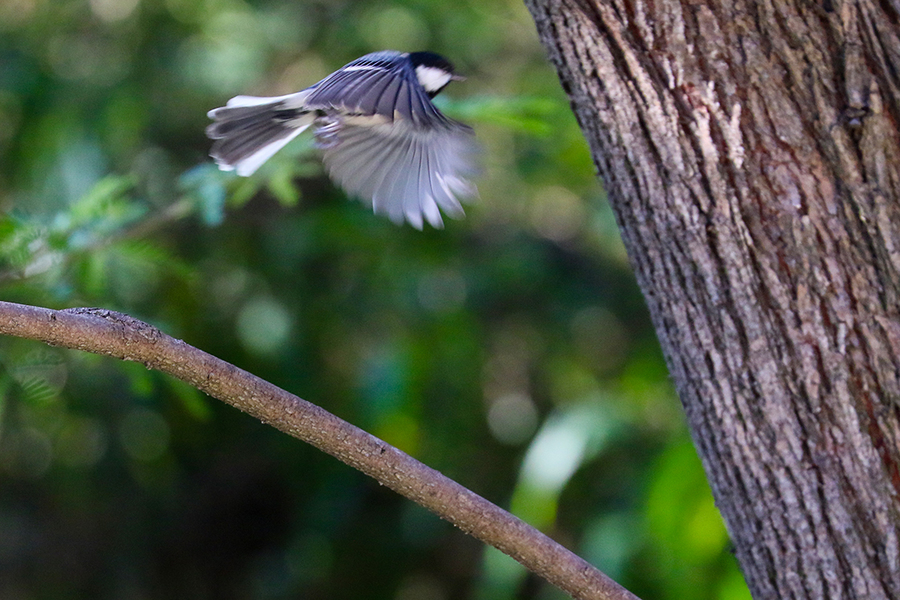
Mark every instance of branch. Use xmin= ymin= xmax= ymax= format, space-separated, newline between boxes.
xmin=0 ymin=300 xmax=640 ymax=600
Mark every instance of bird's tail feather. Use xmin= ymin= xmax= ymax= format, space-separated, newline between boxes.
xmin=207 ymin=94 xmax=315 ymax=176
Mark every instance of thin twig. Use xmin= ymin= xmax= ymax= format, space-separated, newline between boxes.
xmin=0 ymin=300 xmax=640 ymax=600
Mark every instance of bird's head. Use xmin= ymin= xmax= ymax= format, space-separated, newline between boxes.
xmin=409 ymin=51 xmax=464 ymax=98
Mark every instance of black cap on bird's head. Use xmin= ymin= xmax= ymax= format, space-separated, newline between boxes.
xmin=409 ymin=51 xmax=465 ymax=98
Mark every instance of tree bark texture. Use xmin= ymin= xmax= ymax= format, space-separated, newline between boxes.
xmin=523 ymin=0 xmax=900 ymax=598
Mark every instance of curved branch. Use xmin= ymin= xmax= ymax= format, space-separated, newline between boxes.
xmin=0 ymin=300 xmax=639 ymax=600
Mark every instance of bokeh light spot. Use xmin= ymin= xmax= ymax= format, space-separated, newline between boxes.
xmin=358 ymin=6 xmax=429 ymax=51
xmin=4 ymin=428 xmax=53 ymax=478
xmin=90 ymin=0 xmax=140 ymax=22
xmin=487 ymin=392 xmax=538 ymax=445
xmin=396 ymin=574 xmax=448 ymax=600
xmin=521 ymin=420 xmax=587 ymax=491
xmin=417 ymin=268 xmax=467 ymax=313
xmin=236 ymin=295 xmax=293 ymax=356
xmin=57 ymin=416 xmax=107 ymax=468
xmin=119 ymin=408 xmax=170 ymax=462
xmin=530 ymin=185 xmax=586 ymax=242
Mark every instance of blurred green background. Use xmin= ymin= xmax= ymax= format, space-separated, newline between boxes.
xmin=0 ymin=0 xmax=751 ymax=598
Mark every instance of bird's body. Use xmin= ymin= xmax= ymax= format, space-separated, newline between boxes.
xmin=206 ymin=50 xmax=478 ymax=229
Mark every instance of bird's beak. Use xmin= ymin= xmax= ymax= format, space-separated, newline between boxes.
xmin=451 ymin=74 xmax=466 ymax=81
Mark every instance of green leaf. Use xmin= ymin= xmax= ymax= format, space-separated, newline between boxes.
xmin=440 ymin=95 xmax=561 ymax=136
xmin=167 ymin=378 xmax=213 ymax=421
xmin=180 ymin=164 xmax=229 ymax=226
xmin=66 ymin=175 xmax=136 ymax=224
xmin=229 ymin=175 xmax=263 ymax=208
xmin=266 ymin=163 xmax=301 ymax=207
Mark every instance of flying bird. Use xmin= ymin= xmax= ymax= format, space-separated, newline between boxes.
xmin=206 ymin=50 xmax=478 ymax=229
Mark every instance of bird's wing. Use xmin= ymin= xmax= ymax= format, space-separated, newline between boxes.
xmin=320 ymin=117 xmax=478 ymax=229
xmin=304 ymin=51 xmax=450 ymax=127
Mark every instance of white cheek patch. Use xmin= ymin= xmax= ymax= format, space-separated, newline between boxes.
xmin=415 ymin=65 xmax=452 ymax=93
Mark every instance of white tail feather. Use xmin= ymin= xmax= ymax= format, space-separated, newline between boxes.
xmin=228 ymin=124 xmax=310 ymax=176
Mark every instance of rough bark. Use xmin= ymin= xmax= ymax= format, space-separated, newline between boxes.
xmin=523 ymin=0 xmax=900 ymax=598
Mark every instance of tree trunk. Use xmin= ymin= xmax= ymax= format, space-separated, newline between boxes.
xmin=523 ymin=0 xmax=900 ymax=597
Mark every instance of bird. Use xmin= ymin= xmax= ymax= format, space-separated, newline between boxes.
xmin=206 ymin=50 xmax=478 ymax=229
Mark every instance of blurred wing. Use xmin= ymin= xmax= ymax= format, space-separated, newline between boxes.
xmin=305 ymin=51 xmax=448 ymax=127
xmin=321 ymin=118 xmax=478 ymax=229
